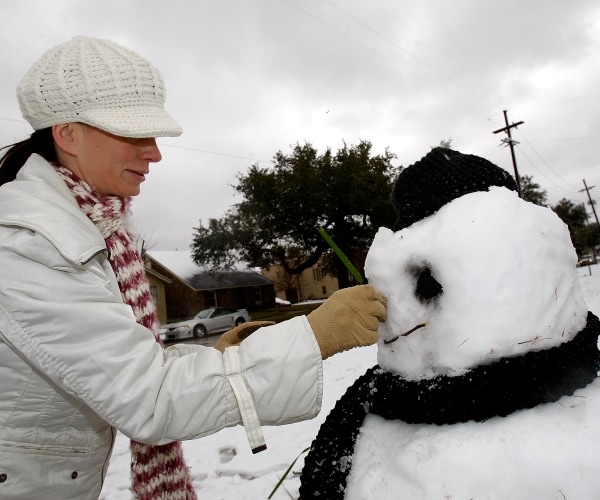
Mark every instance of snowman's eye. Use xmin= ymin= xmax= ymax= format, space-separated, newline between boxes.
xmin=415 ymin=267 xmax=443 ymax=301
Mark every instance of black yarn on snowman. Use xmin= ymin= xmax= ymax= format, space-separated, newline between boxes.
xmin=298 ymin=148 xmax=600 ymax=499
xmin=392 ymin=147 xmax=518 ymax=230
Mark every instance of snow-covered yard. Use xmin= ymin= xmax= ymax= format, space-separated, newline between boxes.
xmin=100 ymin=263 xmax=600 ymax=499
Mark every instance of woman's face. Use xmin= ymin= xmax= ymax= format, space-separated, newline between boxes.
xmin=55 ymin=124 xmax=162 ymax=197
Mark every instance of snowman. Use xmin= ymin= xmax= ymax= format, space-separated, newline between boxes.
xmin=299 ymin=148 xmax=600 ymax=499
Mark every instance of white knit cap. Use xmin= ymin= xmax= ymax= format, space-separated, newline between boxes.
xmin=17 ymin=36 xmax=182 ymax=138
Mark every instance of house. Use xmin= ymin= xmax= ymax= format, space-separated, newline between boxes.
xmin=144 ymin=265 xmax=172 ymax=324
xmin=261 ymin=259 xmax=339 ymax=303
xmin=145 ymin=250 xmax=276 ymax=323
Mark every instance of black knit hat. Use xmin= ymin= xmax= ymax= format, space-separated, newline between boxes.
xmin=392 ymin=147 xmax=518 ymax=231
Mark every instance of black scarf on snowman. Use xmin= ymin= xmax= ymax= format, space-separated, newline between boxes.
xmin=299 ymin=148 xmax=600 ymax=499
xmin=299 ymin=313 xmax=600 ymax=499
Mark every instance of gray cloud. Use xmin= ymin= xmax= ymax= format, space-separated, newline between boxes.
xmin=1 ymin=0 xmax=599 ymax=250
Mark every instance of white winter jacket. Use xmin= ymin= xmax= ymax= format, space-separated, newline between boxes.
xmin=0 ymin=155 xmax=323 ymax=499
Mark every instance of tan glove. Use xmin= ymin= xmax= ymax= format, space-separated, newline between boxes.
xmin=307 ymin=284 xmax=387 ymax=359
xmin=214 ymin=321 xmax=276 ymax=352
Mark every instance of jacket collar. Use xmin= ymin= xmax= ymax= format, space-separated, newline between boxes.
xmin=0 ymin=154 xmax=107 ymax=265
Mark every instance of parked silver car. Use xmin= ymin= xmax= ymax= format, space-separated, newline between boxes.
xmin=161 ymin=307 xmax=251 ymax=340
xmin=578 ymin=254 xmax=596 ymax=267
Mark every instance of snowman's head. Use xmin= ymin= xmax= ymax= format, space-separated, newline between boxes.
xmin=365 ymin=148 xmax=587 ymax=381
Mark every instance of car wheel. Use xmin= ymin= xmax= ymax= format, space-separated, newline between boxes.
xmin=193 ymin=325 xmax=207 ymax=338
xmin=235 ymin=318 xmax=246 ymax=327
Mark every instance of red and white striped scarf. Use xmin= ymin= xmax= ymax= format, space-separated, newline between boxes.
xmin=56 ymin=165 xmax=197 ymax=499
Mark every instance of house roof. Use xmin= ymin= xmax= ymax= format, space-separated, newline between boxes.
xmin=146 ymin=250 xmax=273 ymax=291
xmin=144 ymin=266 xmax=172 ymax=284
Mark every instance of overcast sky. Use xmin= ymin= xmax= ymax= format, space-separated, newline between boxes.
xmin=1 ymin=0 xmax=599 ymax=251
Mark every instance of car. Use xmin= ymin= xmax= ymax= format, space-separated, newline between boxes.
xmin=161 ymin=307 xmax=252 ymax=340
xmin=578 ymin=254 xmax=596 ymax=267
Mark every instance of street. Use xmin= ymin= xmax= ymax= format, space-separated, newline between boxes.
xmin=163 ymin=335 xmax=219 ymax=348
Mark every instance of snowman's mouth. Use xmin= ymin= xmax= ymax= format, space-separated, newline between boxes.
xmin=383 ymin=323 xmax=427 ymax=344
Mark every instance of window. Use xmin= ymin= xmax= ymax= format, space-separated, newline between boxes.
xmin=207 ymin=290 xmax=217 ymax=307
xmin=254 ymin=287 xmax=262 ymax=304
xmin=312 ymin=267 xmax=324 ymax=282
xmin=150 ymin=285 xmax=159 ymax=305
xmin=322 ymin=286 xmax=327 ymax=295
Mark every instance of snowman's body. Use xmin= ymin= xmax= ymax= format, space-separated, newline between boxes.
xmin=299 ymin=149 xmax=600 ymax=499
xmin=347 ymin=379 xmax=600 ymax=499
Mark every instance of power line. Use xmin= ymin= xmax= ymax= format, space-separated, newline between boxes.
xmin=159 ymin=143 xmax=271 ymax=163
xmin=279 ymin=0 xmax=491 ymax=118
xmin=522 ymin=135 xmax=600 ymax=144
xmin=516 ymin=129 xmax=582 ymax=192
xmin=514 ymin=146 xmax=580 ymax=194
xmin=0 ymin=116 xmax=26 ymax=124
xmin=324 ymin=0 xmax=491 ymax=106
xmin=0 ymin=114 xmax=272 ymax=164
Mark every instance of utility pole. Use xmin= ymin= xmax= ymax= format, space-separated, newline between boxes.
xmin=580 ymin=179 xmax=600 ymax=265
xmin=580 ymin=179 xmax=600 ymax=226
xmin=493 ymin=110 xmax=524 ymax=196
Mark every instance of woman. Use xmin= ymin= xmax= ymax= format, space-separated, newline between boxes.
xmin=0 ymin=36 xmax=386 ymax=499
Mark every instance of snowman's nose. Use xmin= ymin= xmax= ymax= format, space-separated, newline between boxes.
xmin=416 ymin=268 xmax=443 ymax=301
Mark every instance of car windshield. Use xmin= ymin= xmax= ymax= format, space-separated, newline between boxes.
xmin=196 ymin=309 xmax=214 ymax=319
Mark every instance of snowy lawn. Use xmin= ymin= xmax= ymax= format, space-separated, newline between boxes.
xmin=100 ymin=263 xmax=600 ymax=499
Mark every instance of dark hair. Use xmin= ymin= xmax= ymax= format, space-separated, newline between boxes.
xmin=0 ymin=128 xmax=56 ymax=186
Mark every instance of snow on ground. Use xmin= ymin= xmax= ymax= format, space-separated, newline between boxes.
xmin=100 ymin=263 xmax=600 ymax=499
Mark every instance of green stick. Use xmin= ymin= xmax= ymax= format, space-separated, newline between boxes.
xmin=317 ymin=226 xmax=364 ymax=285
